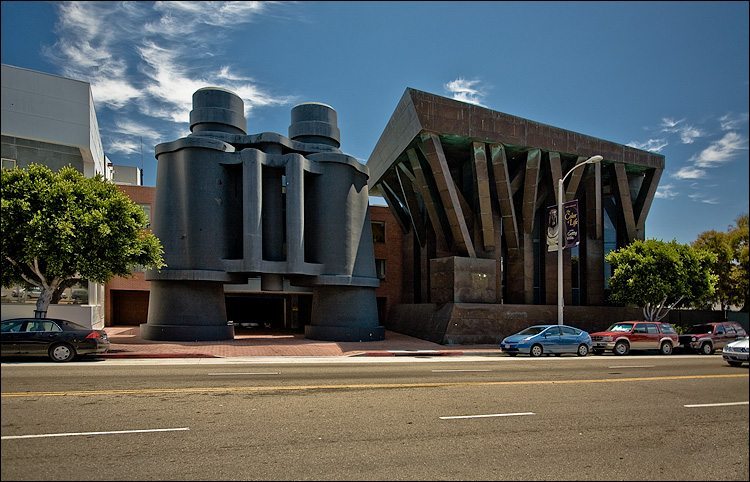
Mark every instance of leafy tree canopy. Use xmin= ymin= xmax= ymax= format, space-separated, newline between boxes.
xmin=1 ymin=164 xmax=165 ymax=315
xmin=693 ymin=214 xmax=748 ymax=312
xmin=605 ymin=239 xmax=716 ymax=321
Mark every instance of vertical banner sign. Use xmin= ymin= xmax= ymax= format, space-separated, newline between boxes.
xmin=546 ymin=200 xmax=580 ymax=252
xmin=563 ymin=199 xmax=580 ymax=248
xmin=546 ymin=204 xmax=559 ymax=252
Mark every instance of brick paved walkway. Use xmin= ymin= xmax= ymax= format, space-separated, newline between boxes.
xmin=102 ymin=327 xmax=502 ymax=358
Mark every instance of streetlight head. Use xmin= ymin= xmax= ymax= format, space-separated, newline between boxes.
xmin=587 ymin=155 xmax=603 ymax=164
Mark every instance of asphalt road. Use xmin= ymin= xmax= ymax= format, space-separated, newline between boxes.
xmin=1 ymin=355 xmax=748 ymax=481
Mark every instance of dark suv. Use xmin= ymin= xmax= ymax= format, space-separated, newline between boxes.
xmin=678 ymin=321 xmax=747 ymax=355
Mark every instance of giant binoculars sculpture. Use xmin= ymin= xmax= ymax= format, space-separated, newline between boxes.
xmin=141 ymin=88 xmax=384 ymax=342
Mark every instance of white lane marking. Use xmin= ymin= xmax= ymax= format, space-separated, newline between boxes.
xmin=1 ymin=427 xmax=190 ymax=440
xmin=684 ymin=401 xmax=749 ymax=408
xmin=608 ymin=365 xmax=655 ymax=369
xmin=440 ymin=412 xmax=535 ymax=420
xmin=207 ymin=372 xmax=280 ymax=376
xmin=431 ymin=369 xmax=491 ymax=373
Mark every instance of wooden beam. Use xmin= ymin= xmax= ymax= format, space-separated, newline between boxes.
xmin=472 ymin=142 xmax=495 ymax=250
xmin=489 ymin=144 xmax=520 ymax=251
xmin=452 ymin=178 xmax=475 ymax=232
xmin=510 ymin=165 xmax=524 ymax=196
xmin=549 ymin=151 xmax=562 ymax=205
xmin=613 ymin=162 xmax=637 ymax=243
xmin=565 ymin=156 xmax=588 ymax=201
xmin=522 ymin=149 xmax=541 ymax=234
xmin=395 ymin=166 xmax=425 ymax=246
xmin=419 ymin=133 xmax=476 ymax=257
xmin=397 ymin=162 xmax=416 ymax=184
xmin=407 ymin=148 xmax=448 ymax=250
xmin=380 ymin=179 xmax=410 ymax=233
xmin=633 ymin=167 xmax=663 ymax=240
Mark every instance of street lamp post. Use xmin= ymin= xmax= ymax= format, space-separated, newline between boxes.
xmin=558 ymin=155 xmax=603 ymax=325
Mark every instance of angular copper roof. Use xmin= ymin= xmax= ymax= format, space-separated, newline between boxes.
xmin=367 ymin=88 xmax=664 ymax=189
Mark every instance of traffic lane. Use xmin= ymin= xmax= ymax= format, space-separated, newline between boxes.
xmin=1 ymin=356 xmax=743 ymax=394
xmin=2 ymin=374 xmax=747 ymax=480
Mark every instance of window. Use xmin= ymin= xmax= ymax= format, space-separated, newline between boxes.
xmin=1 ymin=320 xmax=25 ymax=333
xmin=372 ymin=221 xmax=386 ymax=243
xmin=27 ymin=321 xmax=61 ymax=332
xmin=645 ymin=324 xmax=659 ymax=334
xmin=715 ymin=325 xmax=725 ymax=335
xmin=545 ymin=326 xmax=562 ymax=336
xmin=661 ymin=324 xmax=677 ymax=335
xmin=138 ymin=204 xmax=152 ymax=227
xmin=375 ymin=259 xmax=386 ymax=280
xmin=609 ymin=323 xmax=634 ymax=332
xmin=726 ymin=325 xmax=736 ymax=335
xmin=1 ymin=158 xmax=17 ymax=170
xmin=634 ymin=325 xmax=648 ymax=334
xmin=561 ymin=326 xmax=580 ymax=336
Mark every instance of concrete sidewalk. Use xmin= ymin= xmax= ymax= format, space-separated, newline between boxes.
xmin=101 ymin=326 xmax=503 ymax=359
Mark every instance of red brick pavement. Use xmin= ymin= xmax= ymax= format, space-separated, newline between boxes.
xmin=102 ymin=327 xmax=502 ymax=358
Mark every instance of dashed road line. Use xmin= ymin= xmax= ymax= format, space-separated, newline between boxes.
xmin=1 ymin=427 xmax=190 ymax=440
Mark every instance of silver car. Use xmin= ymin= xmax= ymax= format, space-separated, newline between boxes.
xmin=722 ymin=336 xmax=749 ymax=367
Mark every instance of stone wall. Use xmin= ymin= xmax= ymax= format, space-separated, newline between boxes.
xmin=386 ymin=303 xmax=735 ymax=345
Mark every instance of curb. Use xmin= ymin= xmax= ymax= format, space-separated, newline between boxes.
xmin=354 ymin=350 xmax=466 ymax=357
xmin=100 ymin=352 xmax=218 ymax=359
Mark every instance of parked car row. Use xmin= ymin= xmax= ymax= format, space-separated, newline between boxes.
xmin=500 ymin=321 xmax=748 ymax=367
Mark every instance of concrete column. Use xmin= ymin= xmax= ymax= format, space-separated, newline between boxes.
xmin=285 ymin=155 xmax=305 ymax=272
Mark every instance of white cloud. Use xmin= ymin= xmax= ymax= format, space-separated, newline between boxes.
xmin=113 ymin=119 xmax=163 ymax=144
xmin=147 ymin=1 xmax=268 ymax=38
xmin=672 ymin=166 xmax=706 ymax=180
xmin=719 ymin=112 xmax=749 ymax=131
xmin=91 ymin=79 xmax=142 ymax=108
xmin=626 ymin=138 xmax=668 ymax=152
xmin=688 ymin=193 xmax=719 ymax=205
xmin=677 ymin=126 xmax=702 ymax=144
xmin=107 ymin=139 xmax=141 ymax=155
xmin=660 ymin=117 xmax=702 ymax=144
xmin=445 ymin=78 xmax=486 ymax=106
xmin=655 ymin=184 xmax=677 ymax=199
xmin=692 ymin=131 xmax=748 ymax=167
xmin=46 ymin=1 xmax=293 ymax=124
xmin=661 ymin=117 xmax=683 ymax=129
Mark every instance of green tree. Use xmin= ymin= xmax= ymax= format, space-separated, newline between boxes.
xmin=693 ymin=213 xmax=749 ymax=313
xmin=729 ymin=214 xmax=749 ymax=311
xmin=605 ymin=239 xmax=716 ymax=321
xmin=1 ymin=164 xmax=165 ymax=317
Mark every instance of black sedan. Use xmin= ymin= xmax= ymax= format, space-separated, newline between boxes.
xmin=0 ymin=318 xmax=110 ymax=362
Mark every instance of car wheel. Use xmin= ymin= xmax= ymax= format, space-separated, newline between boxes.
xmin=614 ymin=341 xmax=629 ymax=356
xmin=530 ymin=344 xmax=543 ymax=357
xmin=49 ymin=343 xmax=76 ymax=362
xmin=660 ymin=342 xmax=673 ymax=355
xmin=577 ymin=344 xmax=590 ymax=357
xmin=727 ymin=360 xmax=742 ymax=367
xmin=700 ymin=342 xmax=714 ymax=355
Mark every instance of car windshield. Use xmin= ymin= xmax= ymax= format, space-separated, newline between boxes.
xmin=607 ymin=323 xmax=634 ymax=332
xmin=686 ymin=324 xmax=713 ymax=334
xmin=517 ymin=326 xmax=547 ymax=336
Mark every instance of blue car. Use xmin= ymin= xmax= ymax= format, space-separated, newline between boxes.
xmin=500 ymin=325 xmax=592 ymax=357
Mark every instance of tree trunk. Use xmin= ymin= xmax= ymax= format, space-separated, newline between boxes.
xmin=34 ymin=288 xmax=54 ymax=318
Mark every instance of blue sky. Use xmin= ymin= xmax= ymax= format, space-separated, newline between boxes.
xmin=1 ymin=1 xmax=748 ymax=244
